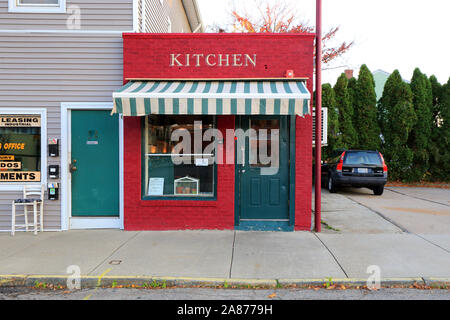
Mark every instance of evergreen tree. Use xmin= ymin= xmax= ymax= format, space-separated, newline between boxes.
xmin=408 ymin=68 xmax=433 ymax=181
xmin=354 ymin=65 xmax=381 ymax=150
xmin=436 ymin=78 xmax=450 ymax=181
xmin=428 ymin=75 xmax=445 ymax=180
xmin=334 ymin=73 xmax=358 ymax=149
xmin=321 ymin=83 xmax=341 ymax=158
xmin=347 ymin=77 xmax=358 ymax=129
xmin=378 ymin=70 xmax=416 ymax=181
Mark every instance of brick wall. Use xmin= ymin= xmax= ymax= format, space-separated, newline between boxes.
xmin=122 ymin=33 xmax=314 ymax=231
xmin=124 ymin=115 xmax=235 ymax=230
xmin=294 ymin=114 xmax=313 ymax=230
xmin=123 ymin=33 xmax=315 ymax=94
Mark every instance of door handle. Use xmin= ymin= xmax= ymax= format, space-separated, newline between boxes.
xmin=241 ymin=146 xmax=245 ymax=167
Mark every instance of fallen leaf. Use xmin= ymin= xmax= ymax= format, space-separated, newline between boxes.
xmin=267 ymin=293 xmax=277 ymax=298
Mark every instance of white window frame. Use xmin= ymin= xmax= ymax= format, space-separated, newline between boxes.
xmin=8 ymin=0 xmax=66 ymax=13
xmin=0 ymin=108 xmax=47 ymax=192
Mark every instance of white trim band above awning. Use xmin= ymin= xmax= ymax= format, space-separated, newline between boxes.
xmin=112 ymin=80 xmax=311 ymax=116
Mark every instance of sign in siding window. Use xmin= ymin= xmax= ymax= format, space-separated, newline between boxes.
xmin=18 ymin=0 xmax=59 ymax=5
xmin=8 ymin=0 xmax=65 ymax=13
xmin=0 ymin=115 xmax=41 ymax=182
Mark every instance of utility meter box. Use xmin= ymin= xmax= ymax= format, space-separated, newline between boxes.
xmin=48 ymin=183 xmax=59 ymax=200
xmin=48 ymin=165 xmax=59 ymax=179
xmin=48 ymin=138 xmax=59 ymax=157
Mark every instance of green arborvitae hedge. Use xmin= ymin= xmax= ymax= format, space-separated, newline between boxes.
xmin=378 ymin=70 xmax=416 ymax=181
xmin=321 ymin=67 xmax=448 ymax=182
xmin=321 ymin=83 xmax=342 ymax=159
xmin=354 ymin=65 xmax=381 ymax=150
xmin=407 ymin=68 xmax=433 ymax=181
xmin=334 ymin=73 xmax=358 ymax=149
xmin=430 ymin=77 xmax=450 ymax=181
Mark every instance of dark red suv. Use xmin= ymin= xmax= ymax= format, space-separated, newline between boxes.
xmin=321 ymin=150 xmax=388 ymax=195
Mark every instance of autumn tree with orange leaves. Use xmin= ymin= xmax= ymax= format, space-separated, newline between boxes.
xmin=227 ymin=1 xmax=353 ymax=66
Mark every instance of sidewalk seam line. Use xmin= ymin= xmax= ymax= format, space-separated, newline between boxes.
xmin=86 ymin=231 xmax=142 ymax=276
xmin=344 ymin=191 xmax=450 ymax=255
xmin=412 ymin=233 xmax=450 ymax=255
xmin=313 ymin=232 xmax=349 ymax=278
xmin=344 ymin=195 xmax=410 ymax=233
xmin=228 ymin=231 xmax=236 ymax=279
xmin=386 ymin=187 xmax=450 ymax=207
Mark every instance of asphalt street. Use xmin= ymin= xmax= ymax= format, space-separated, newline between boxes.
xmin=0 ymin=286 xmax=449 ymax=300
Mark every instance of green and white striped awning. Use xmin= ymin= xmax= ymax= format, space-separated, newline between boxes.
xmin=112 ymin=80 xmax=310 ymax=116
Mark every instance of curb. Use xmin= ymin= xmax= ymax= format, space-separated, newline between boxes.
xmin=1 ymin=275 xmax=448 ymax=289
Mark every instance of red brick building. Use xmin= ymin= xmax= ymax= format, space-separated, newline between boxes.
xmin=112 ymin=33 xmax=314 ymax=231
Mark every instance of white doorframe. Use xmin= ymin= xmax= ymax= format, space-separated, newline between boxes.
xmin=60 ymin=103 xmax=124 ymax=230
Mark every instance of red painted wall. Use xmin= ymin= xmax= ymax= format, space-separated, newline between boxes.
xmin=122 ymin=33 xmax=314 ymax=231
xmin=123 ymin=33 xmax=315 ymax=93
xmin=295 ymin=115 xmax=313 ymax=230
xmin=124 ymin=116 xmax=235 ymax=230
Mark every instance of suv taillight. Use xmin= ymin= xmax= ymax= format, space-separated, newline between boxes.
xmin=379 ymin=152 xmax=388 ymax=172
xmin=336 ymin=152 xmax=345 ymax=172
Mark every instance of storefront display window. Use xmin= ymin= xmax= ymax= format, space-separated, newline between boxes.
xmin=0 ymin=115 xmax=41 ymax=182
xmin=143 ymin=115 xmax=215 ymax=198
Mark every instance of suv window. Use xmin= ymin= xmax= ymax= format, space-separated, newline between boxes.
xmin=344 ymin=151 xmax=382 ymax=166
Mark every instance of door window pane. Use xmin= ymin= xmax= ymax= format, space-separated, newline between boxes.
xmin=249 ymin=119 xmax=279 ymax=167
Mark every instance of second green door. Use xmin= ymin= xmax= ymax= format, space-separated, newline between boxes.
xmin=71 ymin=110 xmax=119 ymax=217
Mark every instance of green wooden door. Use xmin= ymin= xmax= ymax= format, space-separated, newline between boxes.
xmin=71 ymin=110 xmax=119 ymax=217
xmin=236 ymin=116 xmax=290 ymax=223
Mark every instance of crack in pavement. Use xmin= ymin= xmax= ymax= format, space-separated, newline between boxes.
xmin=313 ymin=232 xmax=349 ymax=278
xmin=228 ymin=231 xmax=236 ymax=279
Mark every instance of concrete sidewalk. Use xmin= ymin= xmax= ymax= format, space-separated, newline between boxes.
xmin=0 ymin=229 xmax=449 ymax=287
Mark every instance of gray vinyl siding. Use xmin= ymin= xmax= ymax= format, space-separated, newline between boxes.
xmin=0 ymin=0 xmax=133 ymax=31
xmin=0 ymin=33 xmax=124 ymax=231
xmin=0 ymin=1 xmax=193 ymax=231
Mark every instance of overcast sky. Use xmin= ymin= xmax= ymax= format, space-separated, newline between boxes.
xmin=196 ymin=0 xmax=450 ymax=86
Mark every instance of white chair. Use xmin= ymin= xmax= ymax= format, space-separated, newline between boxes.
xmin=11 ymin=184 xmax=45 ymax=236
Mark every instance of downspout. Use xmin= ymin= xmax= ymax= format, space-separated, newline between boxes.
xmin=315 ymin=0 xmax=322 ymax=232
xmin=192 ymin=23 xmax=203 ymax=33
xmin=183 ymin=0 xmax=203 ymax=33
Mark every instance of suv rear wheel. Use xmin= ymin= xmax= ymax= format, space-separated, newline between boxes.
xmin=328 ymin=175 xmax=337 ymax=193
xmin=373 ymin=185 xmax=384 ymax=196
